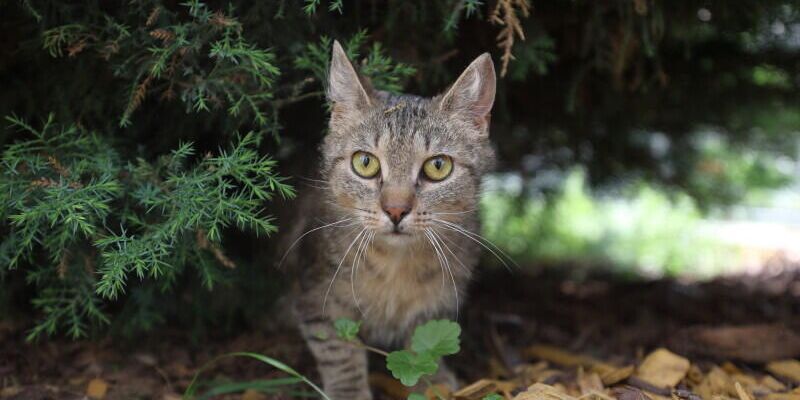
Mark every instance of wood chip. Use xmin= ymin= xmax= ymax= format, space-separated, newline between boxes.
xmin=735 ymin=382 xmax=753 ymax=400
xmin=596 ymin=365 xmax=634 ymax=386
xmin=635 ymin=348 xmax=691 ymax=388
xmin=513 ymin=383 xmax=578 ymax=400
xmin=86 ymin=378 xmax=108 ymax=399
xmin=526 ymin=345 xmax=599 ymax=368
xmin=765 ymin=394 xmax=800 ymax=400
xmin=766 ymin=360 xmax=800 ymax=383
xmin=453 ymin=379 xmax=515 ymax=400
xmin=577 ymin=368 xmax=604 ymax=394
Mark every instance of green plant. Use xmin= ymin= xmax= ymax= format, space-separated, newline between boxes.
xmin=183 ymin=352 xmax=330 ymax=400
xmin=335 ymin=318 xmax=462 ymax=399
xmin=1 ymin=114 xmax=293 ymax=340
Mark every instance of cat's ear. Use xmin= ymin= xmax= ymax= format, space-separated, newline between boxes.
xmin=328 ymin=40 xmax=373 ymax=114
xmin=438 ymin=53 xmax=496 ymax=133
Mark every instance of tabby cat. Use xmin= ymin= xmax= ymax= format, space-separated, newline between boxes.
xmin=288 ymin=41 xmax=496 ymax=400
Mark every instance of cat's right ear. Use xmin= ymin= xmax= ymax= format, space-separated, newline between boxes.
xmin=328 ymin=40 xmax=372 ymax=117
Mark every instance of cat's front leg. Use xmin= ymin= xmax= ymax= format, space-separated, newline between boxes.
xmin=294 ymin=301 xmax=372 ymax=400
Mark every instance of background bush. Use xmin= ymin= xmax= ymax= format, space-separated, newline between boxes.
xmin=2 ymin=0 xmax=799 ymax=339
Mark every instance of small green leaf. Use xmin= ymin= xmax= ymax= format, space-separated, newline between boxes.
xmin=482 ymin=394 xmax=504 ymax=400
xmin=411 ymin=319 xmax=461 ymax=358
xmin=386 ymin=350 xmax=438 ymax=387
xmin=408 ymin=394 xmax=427 ymax=400
xmin=334 ymin=318 xmax=361 ymax=341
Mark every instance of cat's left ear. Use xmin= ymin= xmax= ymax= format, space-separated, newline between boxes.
xmin=438 ymin=53 xmax=496 ymax=134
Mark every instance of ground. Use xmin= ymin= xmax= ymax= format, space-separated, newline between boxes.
xmin=2 ymin=257 xmax=799 ymax=400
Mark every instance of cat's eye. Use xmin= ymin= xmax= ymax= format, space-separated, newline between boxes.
xmin=422 ymin=155 xmax=453 ymax=181
xmin=351 ymin=151 xmax=381 ymax=178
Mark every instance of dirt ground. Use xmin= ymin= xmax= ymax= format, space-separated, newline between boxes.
xmin=2 ymin=257 xmax=799 ymax=400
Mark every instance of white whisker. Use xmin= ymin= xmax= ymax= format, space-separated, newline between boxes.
xmin=429 ymin=228 xmax=469 ymax=274
xmin=323 ymin=228 xmax=366 ymax=314
xmin=278 ymin=217 xmax=353 ymax=269
xmin=426 ymin=228 xmax=459 ymax=319
xmin=432 ymin=218 xmax=518 ymax=271
xmin=350 ymin=229 xmax=372 ymax=317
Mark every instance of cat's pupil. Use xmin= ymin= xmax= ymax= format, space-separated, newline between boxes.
xmin=361 ymin=155 xmax=370 ymax=167
xmin=433 ymin=159 xmax=443 ymax=169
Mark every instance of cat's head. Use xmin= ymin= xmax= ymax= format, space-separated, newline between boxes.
xmin=321 ymin=40 xmax=495 ymax=242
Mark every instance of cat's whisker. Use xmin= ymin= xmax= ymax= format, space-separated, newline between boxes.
xmin=323 ymin=228 xmax=367 ymax=314
xmin=432 ymin=218 xmax=518 ymax=271
xmin=428 ymin=208 xmax=478 ymax=216
xmin=426 ymin=228 xmax=460 ymax=319
xmin=423 ymin=229 xmax=447 ymax=292
xmin=278 ymin=217 xmax=354 ymax=269
xmin=429 ymin=228 xmax=470 ymax=274
xmin=350 ymin=229 xmax=372 ymax=317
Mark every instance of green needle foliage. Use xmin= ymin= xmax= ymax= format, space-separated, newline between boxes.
xmin=2 ymin=0 xmax=418 ymax=340
xmin=1 ymin=114 xmax=292 ymax=340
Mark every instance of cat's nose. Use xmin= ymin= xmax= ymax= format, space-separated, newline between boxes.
xmin=382 ymin=204 xmax=411 ymax=225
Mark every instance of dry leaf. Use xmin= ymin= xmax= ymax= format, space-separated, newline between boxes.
xmin=596 ymin=365 xmax=634 ymax=386
xmin=527 ymin=345 xmax=599 ymax=368
xmin=734 ymin=382 xmax=753 ymax=400
xmin=766 ymin=360 xmax=800 ymax=383
xmin=86 ymin=378 xmax=109 ymax=399
xmin=761 ymin=375 xmax=787 ymax=392
xmin=765 ymin=394 xmax=800 ymax=400
xmin=513 ymin=383 xmax=577 ymax=400
xmin=577 ymin=369 xmax=604 ymax=395
xmin=453 ymin=379 xmax=499 ymax=400
xmin=635 ymin=348 xmax=691 ymax=388
xmin=694 ymin=366 xmax=734 ymax=399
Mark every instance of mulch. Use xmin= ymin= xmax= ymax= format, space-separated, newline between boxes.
xmin=2 ymin=258 xmax=799 ymax=400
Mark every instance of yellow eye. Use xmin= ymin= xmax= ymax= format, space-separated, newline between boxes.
xmin=351 ymin=151 xmax=381 ymax=178
xmin=422 ymin=155 xmax=453 ymax=181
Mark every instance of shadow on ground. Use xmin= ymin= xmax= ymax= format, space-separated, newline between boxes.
xmin=2 ymin=258 xmax=799 ymax=399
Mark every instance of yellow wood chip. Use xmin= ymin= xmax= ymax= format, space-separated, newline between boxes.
xmin=766 ymin=360 xmax=800 ymax=382
xmin=635 ymin=348 xmax=691 ymax=388
xmin=453 ymin=379 xmax=515 ymax=400
xmin=596 ymin=365 xmax=634 ymax=386
xmin=761 ymin=375 xmax=787 ymax=392
xmin=526 ymin=345 xmax=599 ymax=367
xmin=694 ymin=366 xmax=735 ymax=399
xmin=86 ymin=378 xmax=109 ymax=399
xmin=513 ymin=383 xmax=578 ymax=400
xmin=577 ymin=368 xmax=604 ymax=395
xmin=734 ymin=382 xmax=752 ymax=400
xmin=764 ymin=394 xmax=800 ymax=400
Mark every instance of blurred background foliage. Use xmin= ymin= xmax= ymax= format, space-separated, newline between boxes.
xmin=1 ymin=0 xmax=799 ymax=339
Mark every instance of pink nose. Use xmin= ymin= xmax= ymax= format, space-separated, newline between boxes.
xmin=382 ymin=205 xmax=411 ymax=225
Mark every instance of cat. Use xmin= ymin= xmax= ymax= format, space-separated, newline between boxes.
xmin=288 ymin=40 xmax=496 ymax=400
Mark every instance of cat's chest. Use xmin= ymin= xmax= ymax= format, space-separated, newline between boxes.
xmin=351 ymin=240 xmax=460 ymax=342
